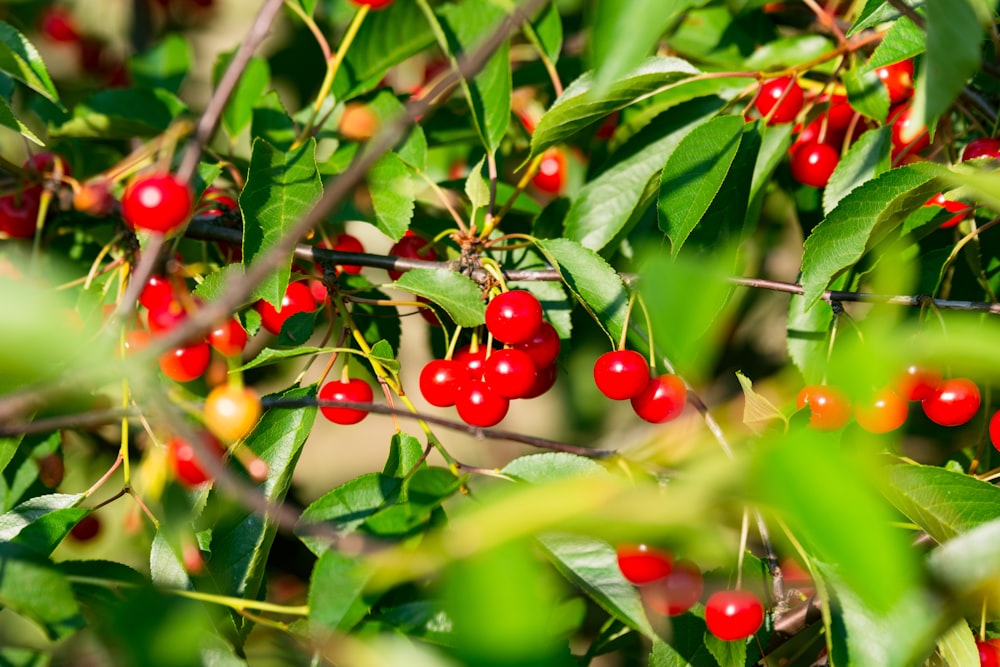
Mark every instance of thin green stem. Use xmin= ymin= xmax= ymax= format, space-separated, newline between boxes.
xmin=636 ymin=293 xmax=657 ymax=371
xmin=618 ymin=292 xmax=637 ymax=352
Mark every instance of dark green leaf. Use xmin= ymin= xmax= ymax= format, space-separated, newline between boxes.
xmin=0 ymin=21 xmax=58 ymax=102
xmin=52 ymin=88 xmax=187 ymax=139
xmin=530 ymin=2 xmax=562 ymax=63
xmin=864 ymin=17 xmax=924 ymax=71
xmin=241 ymin=138 xmax=323 ymax=305
xmin=744 ymin=123 xmax=793 ymax=232
xmin=843 ymin=62 xmax=890 ymax=123
xmin=309 ymin=549 xmax=373 ymax=632
xmin=393 ymin=269 xmax=486 ymax=328
xmin=822 ymin=126 xmax=892 ymax=215
xmin=370 ymin=339 xmax=401 ymax=374
xmin=368 ymin=152 xmax=416 ymax=242
xmin=0 ymin=434 xmax=23 ymax=477
xmin=382 ymin=433 xmax=425 ymax=478
xmin=0 ymin=94 xmax=41 ymax=144
xmin=251 ymin=90 xmax=297 ymax=150
xmin=0 ymin=493 xmax=85 ymax=554
xmin=705 ymin=627 xmax=747 ymax=667
xmin=368 ymin=90 xmax=427 ymax=170
xmin=848 ymin=0 xmax=920 ymax=37
xmin=884 ymin=464 xmax=1000 ymax=543
xmin=150 ymin=530 xmax=192 ymax=589
xmin=0 ymin=543 xmax=83 ymax=640
xmin=128 ymin=34 xmax=192 ymax=94
xmin=213 ymin=51 xmax=270 ymax=138
xmin=298 ymin=473 xmax=401 ymax=555
xmin=237 ymin=346 xmax=326 ymax=371
xmin=913 ymin=0 xmax=981 ymax=127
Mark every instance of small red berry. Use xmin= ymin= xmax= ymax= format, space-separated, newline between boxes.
xmin=254 ymin=281 xmax=317 ymax=335
xmin=320 ymin=232 xmax=366 ymax=275
xmin=615 ymin=544 xmax=673 ymax=585
xmin=198 ymin=186 xmax=238 ymax=217
xmin=319 ymin=378 xmax=374 ymax=425
xmin=121 ymin=173 xmax=193 ymax=234
xmin=755 ymin=77 xmax=804 ymax=125
xmin=68 ymin=514 xmax=101 ymax=542
xmin=593 ymin=350 xmax=650 ymax=401
xmin=963 ymin=138 xmax=1000 ymax=161
xmin=523 ymin=363 xmax=558 ymax=399
xmin=40 ymin=6 xmax=80 ymax=43
xmin=875 ymin=60 xmax=914 ymax=105
xmin=513 ymin=321 xmax=561 ymax=368
xmin=978 ymin=641 xmax=1000 ymax=667
xmin=922 ymin=378 xmax=981 ymax=427
xmin=208 ymin=318 xmax=249 ymax=357
xmin=483 ymin=348 xmax=537 ymax=399
xmin=854 ymin=388 xmax=908 ymax=434
xmin=159 ymin=341 xmax=211 ymax=382
xmin=895 ymin=365 xmax=942 ymax=401
xmin=631 ymin=375 xmax=687 ymax=424
xmin=890 ymin=105 xmax=930 ymax=157
xmin=387 ymin=234 xmax=438 ymax=281
xmin=168 ymin=434 xmax=225 ymax=487
xmin=348 ymin=0 xmax=395 ymax=8
xmin=989 ymin=410 xmax=1000 ymax=452
xmin=455 ymin=380 xmax=509 ymax=427
xmin=797 ymin=385 xmax=851 ymax=431
xmin=0 ymin=190 xmax=41 ymax=239
xmin=790 ymin=140 xmax=840 ymax=188
xmin=531 ymin=148 xmax=567 ymax=194
xmin=455 ymin=345 xmax=488 ymax=378
xmin=139 ymin=275 xmax=179 ymax=313
xmin=705 ymin=590 xmax=765 ymax=641
xmin=642 ymin=559 xmax=703 ymax=616
xmin=923 ymin=193 xmax=971 ymax=229
xmin=419 ymin=359 xmax=470 ymax=408
xmin=485 ymin=291 xmax=544 ymax=345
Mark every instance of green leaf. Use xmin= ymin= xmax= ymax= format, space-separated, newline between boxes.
xmin=735 ymin=371 xmax=788 ymax=435
xmin=565 ymin=96 xmax=724 ymax=251
xmin=744 ymin=34 xmax=834 ymax=71
xmin=927 ymin=517 xmax=1000 ymax=603
xmin=0 ymin=94 xmax=41 ymax=144
xmin=936 ymin=621 xmax=979 ymax=667
xmin=692 ymin=120 xmax=762 ymax=250
xmin=0 ymin=434 xmax=22 ymax=476
xmin=530 ymin=1 xmax=562 ymax=63
xmin=382 ymin=433 xmax=425 ymax=478
xmin=0 ymin=493 xmax=82 ymax=543
xmin=309 ymin=549 xmax=373 ymax=632
xmin=150 ymin=530 xmax=192 ymax=589
xmin=213 ymin=51 xmax=270 ymax=138
xmin=465 ymin=156 xmax=490 ymax=215
xmin=52 ymin=88 xmax=187 ymax=139
xmin=0 ymin=21 xmax=59 ymax=102
xmin=237 ymin=346 xmax=325 ymax=371
xmin=843 ymin=61 xmax=889 ymax=123
xmin=883 ymin=464 xmax=1000 ymax=543
xmin=294 ymin=0 xmax=317 ymax=15
xmin=657 ymin=115 xmax=745 ymax=255
xmin=864 ymin=17 xmax=924 ymax=71
xmin=368 ymin=152 xmax=417 ymax=242
xmin=241 ymin=138 xmax=323 ymax=305
xmin=1 ymin=493 xmax=85 ymax=555
xmin=848 ymin=0 xmax=919 ymax=36
xmin=0 ymin=543 xmax=83 ymax=640
xmin=370 ymin=339 xmax=401 ymax=374
xmin=744 ymin=123 xmax=794 ymax=233
xmin=298 ymin=473 xmax=401 ymax=556
xmin=128 ymin=34 xmax=192 ymax=94
xmin=502 ymin=453 xmax=606 ymax=483
xmin=786 ymin=277 xmax=841 ymax=385
xmin=800 ymin=162 xmax=946 ymax=309
xmin=531 ymin=56 xmax=701 ymax=158
xmin=649 ymin=616 xmax=718 ymax=666
xmin=368 ymin=90 xmax=427 ymax=170
xmin=912 ymin=0 xmax=981 ymax=128
xmin=822 ymin=126 xmax=892 ymax=215
xmin=536 ymin=238 xmax=629 ymax=346
xmin=251 ymin=90 xmax=297 ymax=151
xmin=705 ymin=625 xmax=747 ymax=667
xmin=393 ymin=269 xmax=486 ymax=328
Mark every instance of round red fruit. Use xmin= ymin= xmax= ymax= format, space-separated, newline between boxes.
xmin=204 ymin=385 xmax=261 ymax=444
xmin=513 ymin=321 xmax=561 ymax=368
xmin=797 ymin=384 xmax=851 ymax=431
xmin=854 ymin=388 xmax=908 ymax=434
xmin=348 ymin=0 xmax=395 ymax=8
xmin=455 ymin=345 xmax=488 ymax=378
xmin=924 ymin=193 xmax=971 ymax=229
xmin=895 ymin=364 xmax=942 ymax=401
xmin=615 ymin=543 xmax=673 ymax=585
xmin=0 ymin=190 xmax=41 ymax=239
xmin=922 ymin=378 xmax=981 ymax=427
xmin=705 ymin=590 xmax=765 ymax=641
xmin=387 ymin=234 xmax=438 ymax=280
xmin=168 ymin=434 xmax=225 ymax=487
xmin=524 ymin=363 xmax=558 ymax=399
xmin=199 ymin=186 xmax=238 ymax=216
xmin=532 ymin=148 xmax=567 ymax=194
xmin=875 ymin=60 xmax=914 ymax=105
xmin=483 ymin=348 xmax=537 ymax=399
xmin=978 ymin=641 xmax=1000 ymax=667
xmin=485 ymin=290 xmax=544 ymax=345
xmin=455 ymin=380 xmax=509 ymax=428
xmin=419 ymin=359 xmax=470 ymax=408
xmin=121 ymin=173 xmax=193 ymax=234
xmin=319 ymin=378 xmax=374 ymax=425
xmin=139 ymin=274 xmax=178 ymax=312
xmin=593 ymin=350 xmax=650 ymax=400
xmin=790 ymin=141 xmax=840 ymax=188
xmin=320 ymin=232 xmax=365 ymax=275
xmin=159 ymin=341 xmax=211 ymax=382
xmin=755 ymin=76 xmax=804 ymax=125
xmin=989 ymin=411 xmax=1000 ymax=452
xmin=631 ymin=375 xmax=687 ymax=424
xmin=890 ymin=105 xmax=929 ymax=156
xmin=963 ymin=138 xmax=1000 ymax=161
xmin=254 ymin=281 xmax=317 ymax=335
xmin=208 ymin=318 xmax=249 ymax=357
xmin=40 ymin=7 xmax=80 ymax=43
xmin=643 ymin=559 xmax=704 ymax=616
xmin=69 ymin=514 xmax=101 ymax=542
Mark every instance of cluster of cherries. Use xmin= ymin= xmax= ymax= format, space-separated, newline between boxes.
xmin=594 ymin=350 xmax=687 ymax=424
xmin=616 ymin=544 xmax=764 ymax=642
xmin=0 ymin=152 xmax=68 ymax=239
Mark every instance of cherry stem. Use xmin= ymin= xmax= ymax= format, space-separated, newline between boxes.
xmin=618 ymin=292 xmax=637 ymax=352
xmin=85 ymin=452 xmax=124 ymax=498
xmin=635 ymin=294 xmax=657 ymax=371
xmin=736 ymin=507 xmax=750 ymax=590
xmin=127 ymin=488 xmax=160 ymax=529
xmin=521 ymin=19 xmax=563 ymax=97
xmin=284 ymin=0 xmax=332 ymax=62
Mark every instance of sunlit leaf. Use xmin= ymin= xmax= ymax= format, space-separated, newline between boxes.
xmin=394 ymin=269 xmax=485 ymax=328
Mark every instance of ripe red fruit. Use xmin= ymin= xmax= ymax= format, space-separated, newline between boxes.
xmin=895 ymin=364 xmax=942 ymax=401
xmin=24 ymin=151 xmax=71 ymax=177
xmin=147 ymin=300 xmax=188 ymax=335
xmin=483 ymin=348 xmax=537 ymax=399
xmin=593 ymin=350 xmax=650 ymax=400
xmin=208 ymin=318 xmax=249 ymax=357
xmin=485 ymin=291 xmax=544 ymax=345
xmin=139 ymin=274 xmax=179 ymax=312
xmin=121 ymin=173 xmax=194 ymax=234
xmin=198 ymin=186 xmax=238 ymax=216
xmin=989 ymin=411 xmax=1000 ymax=452
xmin=254 ymin=281 xmax=317 ymax=335
xmin=387 ymin=234 xmax=438 ymax=280
xmin=924 ymin=193 xmax=971 ymax=229
xmin=319 ymin=378 xmax=374 ymax=425
xmin=455 ymin=345 xmax=488 ymax=378
xmin=642 ymin=559 xmax=704 ymax=616
xmin=168 ymin=434 xmax=225 ymax=487
xmin=40 ymin=6 xmax=80 ymax=43
xmin=854 ymin=388 xmax=908 ymax=434
xmin=319 ymin=232 xmax=365 ymax=275
xmin=631 ymin=375 xmax=687 ymax=424
xmin=755 ymin=76 xmax=804 ymax=125
xmin=532 ymin=148 xmax=567 ymax=194
xmin=962 ymin=137 xmax=1000 ymax=161
xmin=348 ymin=0 xmax=396 ymax=8
xmin=797 ymin=385 xmax=851 ymax=431
xmin=455 ymin=380 xmax=509 ymax=427
xmin=523 ymin=363 xmax=558 ymax=399
xmin=69 ymin=514 xmax=101 ymax=542
xmin=889 ymin=105 xmax=930 ymax=157
xmin=159 ymin=341 xmax=211 ymax=382
xmin=790 ymin=140 xmax=840 ymax=188
xmin=922 ymin=378 xmax=981 ymax=427
xmin=513 ymin=321 xmax=561 ymax=368
xmin=0 ymin=190 xmax=41 ymax=239
xmin=615 ymin=544 xmax=673 ymax=585
xmin=977 ymin=641 xmax=1000 ymax=667
xmin=875 ymin=60 xmax=914 ymax=105
xmin=204 ymin=385 xmax=261 ymax=444
xmin=419 ymin=359 xmax=470 ymax=408
xmin=705 ymin=590 xmax=765 ymax=641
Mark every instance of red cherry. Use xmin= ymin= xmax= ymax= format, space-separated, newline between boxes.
xmin=348 ymin=0 xmax=395 ymax=10
xmin=419 ymin=359 xmax=470 ymax=408
xmin=198 ymin=186 xmax=238 ymax=216
xmin=24 ymin=151 xmax=71 ymax=177
xmin=455 ymin=380 xmax=509 ymax=427
xmin=0 ymin=190 xmax=41 ymax=239
xmin=923 ymin=193 xmax=972 ymax=229
xmin=755 ymin=77 xmax=804 ymax=125
xmin=978 ymin=641 xmax=1000 ymax=667
xmin=532 ymin=148 xmax=567 ymax=194
xmin=121 ymin=173 xmax=193 ymax=234
xmin=854 ymin=388 xmax=908 ymax=434
xmin=797 ymin=385 xmax=851 ymax=431
xmin=615 ymin=544 xmax=673 ymax=585
xmin=513 ymin=321 xmax=561 ymax=368
xmin=208 ymin=318 xmax=248 ymax=357
xmin=890 ymin=105 xmax=930 ymax=157
xmin=593 ymin=350 xmax=650 ymax=400
xmin=168 ymin=434 xmax=225 ymax=487
xmin=631 ymin=375 xmax=687 ymax=424
xmin=523 ymin=363 xmax=558 ymax=399
xmin=68 ymin=514 xmax=101 ymax=542
xmin=124 ymin=329 xmax=152 ymax=355
xmin=254 ymin=281 xmax=317 ymax=335
xmin=963 ymin=138 xmax=1000 ymax=161
xmin=895 ymin=365 xmax=942 ymax=401
xmin=455 ymin=345 xmax=489 ymax=378
xmin=319 ymin=378 xmax=374 ymax=425
xmin=147 ymin=300 xmax=188 ymax=335
xmin=824 ymin=97 xmax=855 ymax=133
xmin=485 ymin=291 xmax=544 ymax=345
xmin=483 ymin=348 xmax=537 ymax=399
xmin=642 ymin=559 xmax=704 ymax=616
xmin=875 ymin=60 xmax=914 ymax=105
xmin=320 ymin=232 xmax=366 ymax=275
xmin=387 ymin=234 xmax=438 ymax=280
xmin=159 ymin=341 xmax=211 ymax=382
xmin=139 ymin=275 xmax=180 ymax=312
xmin=989 ymin=411 xmax=1000 ymax=452
xmin=705 ymin=590 xmax=765 ymax=641
xmin=40 ymin=6 xmax=80 ymax=43
xmin=790 ymin=141 xmax=840 ymax=188
xmin=922 ymin=378 xmax=981 ymax=427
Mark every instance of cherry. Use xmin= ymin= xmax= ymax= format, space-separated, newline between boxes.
xmin=159 ymin=341 xmax=211 ymax=382
xmin=74 ymin=179 xmax=115 ymax=217
xmin=989 ymin=411 xmax=1000 ymax=452
xmin=824 ymin=96 xmax=855 ymax=134
xmin=319 ymin=378 xmax=374 ymax=425
xmin=124 ymin=329 xmax=152 ymax=355
xmin=854 ymin=388 xmax=908 ymax=434
xmin=631 ymin=375 xmax=687 ymax=424
xmin=483 ymin=348 xmax=537 ymax=399
xmin=523 ymin=363 xmax=558 ymax=399
xmin=963 ymin=137 xmax=1000 ymax=161
xmin=25 ymin=151 xmax=71 ymax=177
xmin=593 ymin=350 xmax=650 ymax=400
xmin=204 ymin=385 xmax=261 ymax=444
xmin=254 ymin=281 xmax=318 ymax=335
xmin=921 ymin=378 xmax=981 ymax=427
xmin=420 ymin=359 xmax=470 ymax=407
xmin=705 ymin=590 xmax=765 ymax=641
xmin=0 ymin=190 xmax=41 ymax=239
xmin=455 ymin=380 xmax=509 ymax=427
xmin=121 ymin=173 xmax=194 ymax=234
xmin=875 ymin=60 xmax=914 ymax=105
xmin=349 ymin=0 xmax=395 ymax=9
xmin=147 ymin=300 xmax=188 ymax=335
xmin=790 ymin=140 xmax=839 ymax=188
xmin=387 ymin=233 xmax=438 ymax=280
xmin=642 ymin=559 xmax=704 ymax=616
xmin=139 ymin=275 xmax=179 ymax=312
xmin=198 ymin=186 xmax=238 ymax=216
xmin=513 ymin=321 xmax=561 ymax=368
xmin=68 ymin=514 xmax=101 ymax=542
xmin=319 ymin=232 xmax=366 ymax=275
xmin=455 ymin=344 xmax=488 ymax=378
xmin=895 ymin=364 xmax=942 ymax=401
xmin=615 ymin=544 xmax=673 ymax=585
xmin=532 ymin=148 xmax=567 ymax=194
xmin=924 ymin=193 xmax=971 ymax=229
xmin=208 ymin=318 xmax=248 ymax=357
xmin=978 ymin=641 xmax=1000 ymax=667
xmin=168 ymin=434 xmax=225 ymax=487
xmin=40 ymin=6 xmax=80 ymax=43
xmin=797 ymin=384 xmax=851 ymax=431
xmin=485 ymin=291 xmax=544 ymax=345
xmin=755 ymin=76 xmax=804 ymax=125
xmin=338 ymin=102 xmax=380 ymax=140
xmin=889 ymin=105 xmax=930 ymax=157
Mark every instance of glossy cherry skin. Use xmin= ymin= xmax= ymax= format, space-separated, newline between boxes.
xmin=854 ymin=388 xmax=909 ymax=434
xmin=524 ymin=363 xmax=558 ymax=399
xmin=387 ymin=233 xmax=438 ymax=280
xmin=989 ymin=411 xmax=1000 ymax=452
xmin=921 ymin=378 xmax=981 ymax=427
xmin=254 ymin=281 xmax=317 ymax=335
xmin=455 ymin=345 xmax=489 ymax=378
xmin=963 ymin=138 xmax=1000 ymax=161
xmin=705 ymin=590 xmax=765 ymax=641
xmin=797 ymin=385 xmax=851 ymax=431
xmin=0 ymin=190 xmax=41 ymax=239
xmin=513 ymin=321 xmax=561 ymax=368
xmin=319 ymin=378 xmax=374 ymax=425
xmin=755 ymin=76 xmax=804 ymax=125
xmin=168 ymin=434 xmax=225 ymax=487
xmin=139 ymin=275 xmax=178 ymax=313
xmin=483 ymin=348 xmax=537 ymax=399
xmin=642 ymin=559 xmax=704 ymax=616
xmin=198 ymin=186 xmax=238 ymax=216
xmin=349 ymin=0 xmax=396 ymax=11
xmin=532 ymin=148 xmax=567 ymax=194
xmin=121 ymin=173 xmax=193 ymax=234
xmin=593 ymin=350 xmax=650 ymax=400
xmin=320 ymin=232 xmax=365 ymax=275
xmin=631 ymin=375 xmax=687 ymax=424
xmin=889 ymin=105 xmax=930 ymax=157
xmin=455 ymin=380 xmax=509 ymax=427
xmin=159 ymin=341 xmax=211 ymax=382
xmin=615 ymin=544 xmax=673 ymax=585
xmin=924 ymin=193 xmax=971 ymax=229
xmin=208 ymin=318 xmax=248 ymax=357
xmin=895 ymin=364 xmax=942 ymax=401
xmin=977 ymin=641 xmax=1000 ymax=667
xmin=875 ymin=60 xmax=914 ymax=105
xmin=147 ymin=300 xmax=188 ymax=335
xmin=790 ymin=140 xmax=840 ymax=188
xmin=419 ymin=359 xmax=470 ymax=408
xmin=485 ymin=290 xmax=544 ymax=345
xmin=203 ymin=385 xmax=261 ymax=444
